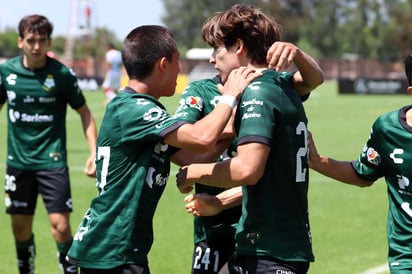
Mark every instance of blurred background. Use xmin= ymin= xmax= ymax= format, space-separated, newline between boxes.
xmin=1 ymin=0 xmax=411 ymax=93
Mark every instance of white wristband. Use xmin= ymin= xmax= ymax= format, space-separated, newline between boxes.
xmin=218 ymin=95 xmax=238 ymax=109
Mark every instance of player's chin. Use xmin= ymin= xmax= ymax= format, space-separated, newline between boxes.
xmin=166 ymin=90 xmax=176 ymax=97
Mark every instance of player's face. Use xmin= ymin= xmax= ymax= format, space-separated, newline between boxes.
xmin=209 ymin=44 xmax=241 ymax=84
xmin=18 ymin=31 xmax=51 ymax=69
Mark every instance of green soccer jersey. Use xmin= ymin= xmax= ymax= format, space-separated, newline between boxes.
xmin=68 ymin=88 xmax=186 ymax=269
xmin=0 ymin=56 xmax=86 ymax=169
xmin=174 ymin=77 xmax=241 ymax=243
xmin=352 ymin=105 xmax=412 ymax=272
xmin=234 ymin=69 xmax=314 ymax=262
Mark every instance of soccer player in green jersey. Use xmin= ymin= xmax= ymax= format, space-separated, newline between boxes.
xmin=308 ymin=52 xmax=412 ymax=274
xmin=66 ymin=25 xmax=261 ymax=274
xmin=177 ymin=5 xmax=316 ymax=274
xmin=175 ymin=40 xmax=323 ymax=273
xmin=0 ymin=15 xmax=98 ymax=274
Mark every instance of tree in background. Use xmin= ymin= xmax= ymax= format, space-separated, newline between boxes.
xmin=386 ymin=0 xmax=412 ymax=60
xmin=0 ymin=29 xmax=19 ymax=58
xmin=299 ymin=0 xmax=404 ymax=61
xmin=1 ymin=0 xmax=412 ymax=68
xmin=162 ymin=0 xmax=259 ymax=53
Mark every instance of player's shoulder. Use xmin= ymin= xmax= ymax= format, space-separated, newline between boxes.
xmin=0 ymin=56 xmax=21 ymax=71
xmin=245 ymin=70 xmax=284 ymax=94
xmin=185 ymin=77 xmax=218 ymax=89
xmin=375 ymin=108 xmax=400 ymax=123
xmin=115 ymin=90 xmax=163 ymax=110
xmin=46 ymin=57 xmax=78 ymax=78
xmin=181 ymin=77 xmax=219 ymax=96
xmin=373 ymin=106 xmax=408 ymax=131
xmin=255 ymin=70 xmax=293 ymax=88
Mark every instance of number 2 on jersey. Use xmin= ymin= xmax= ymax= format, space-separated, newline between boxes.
xmin=296 ymin=122 xmax=308 ymax=182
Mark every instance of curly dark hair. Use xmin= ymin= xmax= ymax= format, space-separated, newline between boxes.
xmin=202 ymin=4 xmax=281 ymax=65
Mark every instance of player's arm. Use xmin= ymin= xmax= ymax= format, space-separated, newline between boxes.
xmin=171 ymin=137 xmax=234 ymax=166
xmin=177 ymin=142 xmax=269 ymax=193
xmin=164 ymin=67 xmax=260 ymax=153
xmin=266 ymin=42 xmax=324 ymax=96
xmin=308 ymin=131 xmax=373 ymax=187
xmin=184 ymin=186 xmax=242 ymax=217
xmin=75 ymin=104 xmax=98 ymax=177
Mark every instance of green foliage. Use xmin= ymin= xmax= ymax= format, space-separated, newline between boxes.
xmin=1 ymin=1 xmax=412 ymax=62
xmin=0 ymin=81 xmax=403 ymax=273
xmin=50 ymin=35 xmax=66 ymax=56
xmin=0 ymin=30 xmax=19 ymax=58
xmin=0 ymin=26 xmax=118 ymax=62
xmin=256 ymin=0 xmax=304 ymax=43
xmin=386 ymin=0 xmax=412 ymax=59
xmin=299 ymin=0 xmax=406 ymax=61
xmin=162 ymin=0 xmax=259 ymax=53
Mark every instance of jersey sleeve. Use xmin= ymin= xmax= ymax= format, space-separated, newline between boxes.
xmin=284 ymin=70 xmax=311 ymax=103
xmin=236 ymin=81 xmax=280 ymax=146
xmin=173 ymin=81 xmax=207 ymax=123
xmin=61 ymin=65 xmax=86 ymax=109
xmin=352 ymin=118 xmax=385 ymax=181
xmin=116 ymin=96 xmax=186 ymax=144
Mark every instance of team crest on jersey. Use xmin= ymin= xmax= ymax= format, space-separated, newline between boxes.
xmin=186 ymin=96 xmax=203 ymax=110
xmin=42 ymin=75 xmax=55 ymax=91
xmin=366 ymin=147 xmax=381 ymax=166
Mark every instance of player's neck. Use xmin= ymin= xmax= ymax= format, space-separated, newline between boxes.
xmin=406 ymin=108 xmax=412 ymax=127
xmin=23 ymin=55 xmax=47 ymax=70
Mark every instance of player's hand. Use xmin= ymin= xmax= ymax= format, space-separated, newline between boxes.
xmin=266 ymin=42 xmax=298 ymax=71
xmin=184 ymin=193 xmax=222 ymax=217
xmin=176 ymin=166 xmax=194 ymax=193
xmin=220 ymin=67 xmax=262 ymax=99
xmin=84 ymin=155 xmax=96 ymax=178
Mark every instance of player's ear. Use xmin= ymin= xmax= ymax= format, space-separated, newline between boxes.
xmin=407 ymin=86 xmax=412 ymax=97
xmin=236 ymin=39 xmax=244 ymax=53
xmin=17 ymin=37 xmax=24 ymax=49
xmin=158 ymin=57 xmax=167 ymax=72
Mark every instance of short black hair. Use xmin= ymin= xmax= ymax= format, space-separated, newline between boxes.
xmin=404 ymin=52 xmax=412 ymax=86
xmin=122 ymin=25 xmax=177 ymax=80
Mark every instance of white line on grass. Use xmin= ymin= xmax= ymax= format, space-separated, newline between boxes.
xmin=359 ymin=263 xmax=389 ymax=274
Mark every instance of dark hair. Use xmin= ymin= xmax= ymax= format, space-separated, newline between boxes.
xmin=18 ymin=14 xmax=53 ymax=39
xmin=122 ymin=25 xmax=177 ymax=80
xmin=404 ymin=52 xmax=412 ymax=86
xmin=202 ymin=4 xmax=281 ymax=65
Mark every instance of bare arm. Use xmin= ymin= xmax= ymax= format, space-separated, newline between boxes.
xmin=164 ymin=67 xmax=260 ymax=153
xmin=75 ymin=104 xmax=98 ymax=177
xmin=266 ymin=42 xmax=324 ymax=96
xmin=308 ymin=132 xmax=373 ymax=187
xmin=171 ymin=137 xmax=234 ymax=167
xmin=184 ymin=186 xmax=242 ymax=217
xmin=177 ymin=142 xmax=270 ymax=193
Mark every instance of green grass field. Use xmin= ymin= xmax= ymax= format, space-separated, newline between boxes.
xmin=0 ymin=80 xmax=406 ymax=273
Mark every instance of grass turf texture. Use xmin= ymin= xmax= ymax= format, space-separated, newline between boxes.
xmin=0 ymin=80 xmax=401 ymax=273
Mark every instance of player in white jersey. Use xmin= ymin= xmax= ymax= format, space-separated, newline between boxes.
xmin=102 ymin=42 xmax=122 ymax=102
